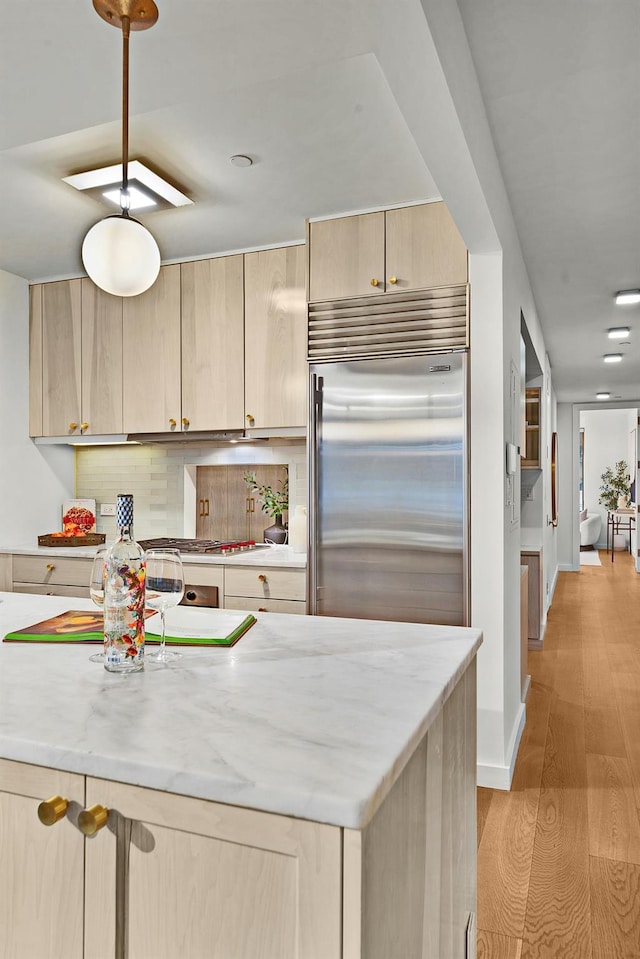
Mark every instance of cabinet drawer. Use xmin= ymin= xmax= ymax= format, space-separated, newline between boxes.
xmin=13 ymin=583 xmax=90 ymax=598
xmin=13 ymin=555 xmax=93 ymax=588
xmin=224 ymin=567 xmax=305 ymax=601
xmin=224 ymin=597 xmax=307 ymax=615
xmin=181 ymin=564 xmax=224 ymax=590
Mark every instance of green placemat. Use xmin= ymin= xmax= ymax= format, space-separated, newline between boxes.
xmin=3 ymin=610 xmax=256 ymax=648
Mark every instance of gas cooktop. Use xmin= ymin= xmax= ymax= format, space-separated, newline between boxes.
xmin=138 ymin=537 xmax=268 ymax=555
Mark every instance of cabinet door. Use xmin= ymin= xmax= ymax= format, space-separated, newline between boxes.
xmin=0 ymin=758 xmax=85 ymax=958
xmin=196 ymin=465 xmax=229 ymax=540
xmin=42 ymin=279 xmax=82 ymax=436
xmin=81 ymin=279 xmax=124 ymax=434
xmin=29 ymin=285 xmax=43 ymax=436
xmin=244 ymin=246 xmax=307 ymax=429
xmin=227 ymin=465 xmax=252 ymax=541
xmin=385 ymin=202 xmax=467 ymax=292
xmin=182 ymin=256 xmax=244 ymax=431
xmin=84 ymin=777 xmax=341 ymax=959
xmin=308 ymin=212 xmax=385 ymax=301
xmin=122 ymin=265 xmax=181 ymax=433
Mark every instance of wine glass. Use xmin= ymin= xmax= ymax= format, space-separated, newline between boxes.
xmin=88 ymin=547 xmax=107 ymax=663
xmin=144 ymin=548 xmax=185 ymax=663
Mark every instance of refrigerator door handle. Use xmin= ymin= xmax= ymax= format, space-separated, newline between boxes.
xmin=308 ymin=373 xmax=324 ymax=616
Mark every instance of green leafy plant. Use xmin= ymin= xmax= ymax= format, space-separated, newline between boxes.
xmin=598 ymin=460 xmax=631 ymax=511
xmin=243 ymin=470 xmax=288 ymax=518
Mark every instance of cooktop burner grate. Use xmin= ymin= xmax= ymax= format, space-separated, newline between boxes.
xmin=138 ymin=537 xmax=268 ymax=554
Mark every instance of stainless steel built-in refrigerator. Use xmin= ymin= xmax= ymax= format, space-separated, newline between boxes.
xmin=309 ymin=352 xmax=469 ymax=626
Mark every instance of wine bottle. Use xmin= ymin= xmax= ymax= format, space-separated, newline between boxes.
xmin=103 ymin=493 xmax=145 ymax=673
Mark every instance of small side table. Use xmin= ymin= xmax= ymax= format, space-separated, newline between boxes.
xmin=606 ymin=510 xmax=636 ymax=562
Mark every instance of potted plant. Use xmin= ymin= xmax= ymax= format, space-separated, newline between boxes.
xmin=244 ymin=470 xmax=289 ymax=544
xmin=599 ymin=460 xmax=631 ymax=511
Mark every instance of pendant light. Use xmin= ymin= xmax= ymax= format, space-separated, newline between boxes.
xmin=82 ymin=0 xmax=161 ymax=297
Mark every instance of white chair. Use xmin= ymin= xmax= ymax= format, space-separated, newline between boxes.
xmin=580 ymin=511 xmax=601 ymax=550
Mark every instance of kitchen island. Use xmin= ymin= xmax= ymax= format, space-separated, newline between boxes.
xmin=0 ymin=592 xmax=481 ymax=959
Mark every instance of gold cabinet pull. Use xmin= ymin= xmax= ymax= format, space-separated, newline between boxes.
xmin=78 ymin=804 xmax=109 ymax=836
xmin=169 ymin=418 xmax=177 ymax=428
xmin=246 ymin=413 xmax=255 ymax=425
xmin=198 ymin=499 xmax=204 ymax=518
xmin=204 ymin=499 xmax=209 ymax=517
xmin=258 ymin=574 xmax=267 ymax=583
xmin=258 ymin=607 xmax=268 ymax=612
xmin=182 ymin=417 xmax=190 ymax=428
xmin=388 ymin=276 xmax=398 ymax=285
xmin=37 ymin=795 xmax=68 ymax=826
xmin=46 ymin=564 xmax=55 ymax=572
xmin=81 ymin=422 xmax=89 ymax=431
xmin=69 ymin=422 xmax=78 ymax=431
xmin=370 ymin=278 xmax=379 ymax=287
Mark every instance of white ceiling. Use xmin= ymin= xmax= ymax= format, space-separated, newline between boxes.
xmin=1 ymin=0 xmax=638 ymax=403
xmin=456 ymin=0 xmax=640 ymax=402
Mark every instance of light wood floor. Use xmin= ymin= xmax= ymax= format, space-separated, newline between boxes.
xmin=477 ymin=549 xmax=640 ymax=959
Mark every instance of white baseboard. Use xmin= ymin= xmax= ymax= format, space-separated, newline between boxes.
xmin=558 ymin=563 xmax=578 ymax=572
xmin=549 ymin=565 xmax=559 ymax=604
xmin=477 ymin=702 xmax=526 ymax=790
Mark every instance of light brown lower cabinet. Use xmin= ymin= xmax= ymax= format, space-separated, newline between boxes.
xmin=0 ymin=759 xmax=85 ymax=959
xmin=1 ymin=661 xmax=476 ymax=958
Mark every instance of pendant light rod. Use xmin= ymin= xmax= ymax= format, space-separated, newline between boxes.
xmin=121 ymin=15 xmax=130 ymax=205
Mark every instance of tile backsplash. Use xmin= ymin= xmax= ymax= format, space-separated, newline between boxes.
xmin=76 ymin=439 xmax=307 ymax=541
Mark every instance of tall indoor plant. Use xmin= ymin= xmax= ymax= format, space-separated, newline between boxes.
xmin=244 ymin=470 xmax=289 ymax=544
xmin=598 ymin=460 xmax=631 ymax=511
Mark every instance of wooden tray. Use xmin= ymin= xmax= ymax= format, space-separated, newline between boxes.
xmin=38 ymin=533 xmax=106 ymax=548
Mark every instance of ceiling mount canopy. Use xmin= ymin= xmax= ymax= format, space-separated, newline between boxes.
xmin=81 ymin=0 xmax=161 ymax=297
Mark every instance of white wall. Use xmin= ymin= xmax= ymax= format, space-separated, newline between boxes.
xmin=581 ymin=408 xmax=634 ymax=546
xmin=371 ymin=0 xmax=559 ymax=787
xmin=0 ymin=269 xmax=74 ymax=545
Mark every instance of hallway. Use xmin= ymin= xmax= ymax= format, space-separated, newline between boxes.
xmin=477 ymin=551 xmax=640 ymax=958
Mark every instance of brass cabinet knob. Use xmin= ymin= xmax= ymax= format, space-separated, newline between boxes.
xmin=370 ymin=278 xmax=379 ymax=287
xmin=388 ymin=276 xmax=398 ymax=285
xmin=258 ymin=607 xmax=268 ymax=612
xmin=38 ymin=795 xmax=68 ymax=826
xmin=182 ymin=417 xmax=190 ymax=428
xmin=69 ymin=422 xmax=78 ymax=431
xmin=258 ymin=574 xmax=267 ymax=583
xmin=169 ymin=418 xmax=177 ymax=428
xmin=46 ymin=564 xmax=55 ymax=571
xmin=81 ymin=422 xmax=89 ymax=431
xmin=78 ymin=804 xmax=109 ymax=836
xmin=246 ymin=414 xmax=255 ymax=424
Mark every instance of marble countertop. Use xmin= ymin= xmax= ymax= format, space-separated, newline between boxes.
xmin=0 ymin=543 xmax=306 ymax=569
xmin=0 ymin=592 xmax=480 ymax=829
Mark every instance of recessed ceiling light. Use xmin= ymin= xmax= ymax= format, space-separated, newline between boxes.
xmin=63 ymin=160 xmax=193 ymax=211
xmin=596 ymin=392 xmax=611 ymax=400
xmin=608 ymin=327 xmax=631 ymax=339
xmin=604 ymin=353 xmax=623 ymax=363
xmin=615 ymin=290 xmax=640 ymax=305
xmin=230 ymin=154 xmax=253 ymax=167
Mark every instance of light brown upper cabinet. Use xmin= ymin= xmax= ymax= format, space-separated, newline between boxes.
xmin=181 ymin=255 xmax=245 ymax=432
xmin=32 ymin=278 xmax=123 ymax=437
xmin=308 ymin=202 xmax=467 ymax=302
xmin=122 ymin=265 xmax=181 ymax=434
xmin=244 ymin=245 xmax=307 ymax=430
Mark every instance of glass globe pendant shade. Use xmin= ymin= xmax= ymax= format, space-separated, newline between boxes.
xmin=82 ymin=214 xmax=161 ymax=297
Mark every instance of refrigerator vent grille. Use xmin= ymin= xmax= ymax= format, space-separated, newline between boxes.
xmin=307 ymin=284 xmax=469 ymax=360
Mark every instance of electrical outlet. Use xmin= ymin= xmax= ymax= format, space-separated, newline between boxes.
xmin=524 ymin=487 xmax=534 ymax=501
xmin=100 ymin=503 xmax=116 ymax=516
